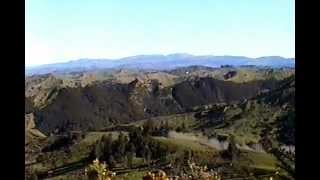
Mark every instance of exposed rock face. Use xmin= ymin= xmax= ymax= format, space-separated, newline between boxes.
xmin=25 ymin=113 xmax=36 ymax=130
xmin=25 ymin=113 xmax=46 ymax=146
xmin=25 ymin=74 xmax=62 ymax=98
xmin=31 ymin=77 xmax=279 ymax=135
xmin=33 ymin=79 xmax=182 ymax=135
xmin=172 ymin=77 xmax=277 ymax=109
xmin=25 ymin=74 xmax=64 ymax=109
xmin=25 ymin=67 xmax=292 ymax=135
xmin=25 ymin=97 xmax=35 ymax=114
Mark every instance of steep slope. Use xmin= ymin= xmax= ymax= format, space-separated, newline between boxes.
xmin=201 ymin=75 xmax=295 ymax=147
xmin=33 ymin=79 xmax=182 ymax=135
xmin=172 ymin=77 xmax=278 ymax=109
xmin=31 ymin=76 xmax=281 ymax=135
xmin=257 ymin=75 xmax=295 ymax=107
xmin=25 ymin=74 xmax=64 ymax=109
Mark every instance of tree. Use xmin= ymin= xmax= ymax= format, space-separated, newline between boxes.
xmin=227 ymin=135 xmax=240 ymax=161
xmin=126 ymin=141 xmax=136 ymax=154
xmin=183 ymin=150 xmax=192 ymax=164
xmin=143 ymin=119 xmax=155 ymax=136
xmin=129 ymin=127 xmax=146 ymax=157
xmin=125 ymin=140 xmax=136 ymax=168
xmin=176 ymin=126 xmax=182 ymax=132
xmin=101 ymin=134 xmax=112 ymax=160
xmin=129 ymin=127 xmax=143 ymax=146
xmin=144 ymin=146 xmax=152 ymax=166
xmin=159 ymin=120 xmax=170 ymax=137
xmin=94 ymin=139 xmax=104 ymax=160
xmin=127 ymin=151 xmax=134 ymax=168
xmin=181 ymin=121 xmax=186 ymax=132
xmin=108 ymin=155 xmax=116 ymax=168
xmin=118 ymin=132 xmax=128 ymax=155
xmin=272 ymin=148 xmax=295 ymax=179
xmin=112 ymin=132 xmax=127 ymax=163
xmin=277 ymin=111 xmax=295 ymax=145
xmin=94 ymin=134 xmax=114 ymax=162
xmin=172 ymin=152 xmax=184 ymax=175
xmin=29 ymin=172 xmax=38 ymax=180
xmin=164 ymin=120 xmax=170 ymax=130
xmin=259 ymin=135 xmax=273 ymax=152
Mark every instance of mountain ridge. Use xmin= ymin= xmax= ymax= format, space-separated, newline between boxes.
xmin=25 ymin=54 xmax=295 ymax=75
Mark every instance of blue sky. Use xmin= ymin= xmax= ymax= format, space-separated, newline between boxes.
xmin=26 ymin=0 xmax=295 ymax=66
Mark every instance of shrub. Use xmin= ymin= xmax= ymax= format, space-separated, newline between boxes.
xmin=85 ymin=158 xmax=115 ymax=180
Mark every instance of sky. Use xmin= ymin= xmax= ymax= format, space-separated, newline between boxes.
xmin=25 ymin=0 xmax=295 ymax=66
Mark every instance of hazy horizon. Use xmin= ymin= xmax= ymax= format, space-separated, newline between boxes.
xmin=25 ymin=53 xmax=295 ymax=68
xmin=26 ymin=1 xmax=294 ymax=66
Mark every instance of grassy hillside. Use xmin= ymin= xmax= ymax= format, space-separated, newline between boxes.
xmin=25 ymin=67 xmax=295 ymax=179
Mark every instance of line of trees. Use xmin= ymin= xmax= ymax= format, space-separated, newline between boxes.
xmin=92 ymin=125 xmax=170 ymax=168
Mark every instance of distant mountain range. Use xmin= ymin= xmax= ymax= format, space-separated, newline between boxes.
xmin=25 ymin=53 xmax=295 ymax=75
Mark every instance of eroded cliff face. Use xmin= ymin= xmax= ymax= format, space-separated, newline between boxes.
xmin=172 ymin=77 xmax=278 ymax=109
xmin=25 ymin=75 xmax=279 ymax=135
xmin=30 ymin=78 xmax=181 ymax=135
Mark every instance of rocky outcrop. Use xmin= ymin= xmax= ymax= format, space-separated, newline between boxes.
xmin=25 ymin=113 xmax=36 ymax=130
xmin=25 ymin=113 xmax=46 ymax=145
